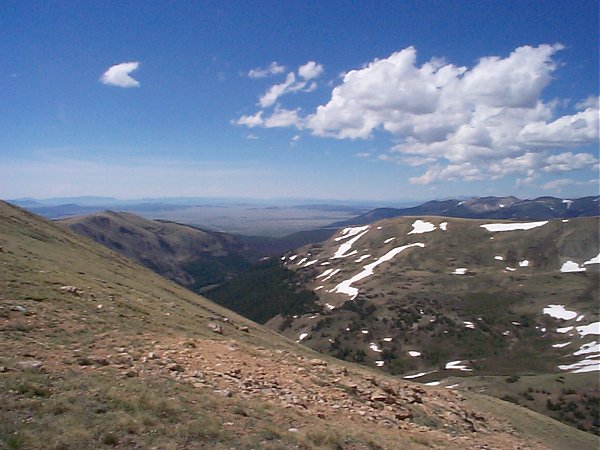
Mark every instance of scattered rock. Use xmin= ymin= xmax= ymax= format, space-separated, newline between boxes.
xmin=239 ymin=326 xmax=249 ymax=333
xmin=309 ymin=358 xmax=327 ymax=367
xmin=59 ymin=285 xmax=83 ymax=295
xmin=9 ymin=305 xmax=28 ymax=314
xmin=370 ymin=391 xmax=388 ymax=402
xmin=208 ymin=322 xmax=223 ymax=334
xmin=166 ymin=362 xmax=184 ymax=372
xmin=147 ymin=352 xmax=160 ymax=360
xmin=124 ymin=369 xmax=139 ymax=378
xmin=214 ymin=389 xmax=232 ymax=398
xmin=395 ymin=410 xmax=413 ymax=420
xmin=14 ymin=360 xmax=44 ymax=371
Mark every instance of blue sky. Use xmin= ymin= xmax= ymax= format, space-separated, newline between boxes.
xmin=1 ymin=0 xmax=598 ymax=201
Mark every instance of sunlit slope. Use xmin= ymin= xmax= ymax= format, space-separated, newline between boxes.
xmin=260 ymin=216 xmax=599 ymax=376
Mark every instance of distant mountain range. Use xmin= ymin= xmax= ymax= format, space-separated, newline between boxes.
xmin=332 ymin=195 xmax=600 ymax=227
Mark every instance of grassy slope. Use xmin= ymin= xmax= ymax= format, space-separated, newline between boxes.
xmin=0 ymin=201 xmax=597 ymax=449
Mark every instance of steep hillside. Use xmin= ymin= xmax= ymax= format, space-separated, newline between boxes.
xmin=59 ymin=211 xmax=257 ymax=292
xmin=333 ymin=196 xmax=600 ymax=226
xmin=59 ymin=212 xmax=338 ymax=294
xmin=214 ymin=215 xmax=600 ymax=433
xmin=6 ymin=201 xmax=598 ymax=448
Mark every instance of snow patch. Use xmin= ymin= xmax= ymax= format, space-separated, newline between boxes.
xmin=314 ymin=286 xmax=323 ymax=291
xmin=494 ymin=256 xmax=504 ymax=261
xmin=445 ymin=361 xmax=472 ymax=371
xmin=298 ymin=333 xmax=309 ymax=341
xmin=425 ymin=381 xmax=440 ymax=386
xmin=560 ymin=261 xmax=586 ymax=273
xmin=576 ymin=315 xmax=585 ymax=322
xmin=332 ymin=243 xmax=425 ymax=299
xmin=583 ymin=253 xmax=600 ymax=265
xmin=317 ymin=269 xmax=334 ymax=279
xmin=451 ymin=268 xmax=467 ymax=275
xmin=574 ymin=341 xmax=599 ymax=356
xmin=354 ymin=254 xmax=371 ymax=263
xmin=332 ymin=227 xmax=370 ymax=259
xmin=384 ymin=237 xmax=396 ymax=244
xmin=439 ymin=222 xmax=448 ymax=231
xmin=383 ymin=337 xmax=393 ymax=342
xmin=557 ymin=326 xmax=573 ymax=334
xmin=562 ymin=199 xmax=573 ymax=208
xmin=403 ymin=370 xmax=436 ymax=379
xmin=375 ymin=360 xmax=385 ymax=367
xmin=552 ymin=342 xmax=571 ymax=348
xmin=408 ymin=351 xmax=421 ymax=357
xmin=576 ymin=322 xmax=600 ymax=337
xmin=519 ymin=259 xmax=529 ymax=267
xmin=463 ymin=321 xmax=475 ymax=329
xmin=335 ymin=225 xmax=370 ymax=241
xmin=558 ymin=359 xmax=600 ymax=373
xmin=361 ymin=330 xmax=369 ymax=334
xmin=543 ymin=305 xmax=578 ymax=321
xmin=369 ymin=343 xmax=382 ymax=353
xmin=321 ymin=269 xmax=340 ymax=282
xmin=505 ymin=267 xmax=516 ymax=271
xmin=408 ymin=219 xmax=436 ymax=234
xmin=303 ymin=259 xmax=318 ymax=267
xmin=324 ymin=303 xmax=335 ymax=310
xmin=480 ymin=221 xmax=548 ymax=232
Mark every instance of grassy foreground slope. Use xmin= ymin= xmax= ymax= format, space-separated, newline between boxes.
xmin=0 ymin=201 xmax=598 ymax=449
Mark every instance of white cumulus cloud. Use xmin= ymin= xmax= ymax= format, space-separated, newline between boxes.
xmin=237 ymin=45 xmax=598 ymax=186
xmin=298 ymin=61 xmax=324 ymax=80
xmin=100 ymin=62 xmax=140 ymax=88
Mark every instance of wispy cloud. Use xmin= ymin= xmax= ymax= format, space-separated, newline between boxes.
xmin=100 ymin=62 xmax=141 ymax=88
xmin=248 ymin=61 xmax=286 ymax=79
xmin=259 ymin=72 xmax=297 ymax=107
xmin=541 ymin=178 xmax=598 ymax=191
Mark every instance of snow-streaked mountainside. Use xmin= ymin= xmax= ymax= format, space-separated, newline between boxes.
xmin=332 ymin=195 xmax=600 ymax=227
xmin=259 ymin=216 xmax=600 ymax=381
xmin=211 ymin=214 xmax=600 ymax=432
